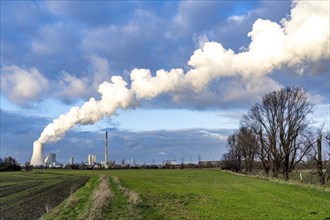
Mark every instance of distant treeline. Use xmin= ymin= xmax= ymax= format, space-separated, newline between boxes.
xmin=36 ymin=162 xmax=220 ymax=170
xmin=0 ymin=157 xmax=22 ymax=171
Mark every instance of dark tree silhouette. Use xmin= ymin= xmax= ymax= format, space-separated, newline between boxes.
xmin=222 ymin=133 xmax=243 ymax=172
xmin=243 ymin=87 xmax=314 ymax=180
xmin=0 ymin=156 xmax=21 ymax=171
xmin=237 ymin=126 xmax=258 ymax=174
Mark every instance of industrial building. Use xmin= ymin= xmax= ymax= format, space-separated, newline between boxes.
xmin=163 ymin=160 xmax=177 ymax=166
xmin=69 ymin=157 xmax=74 ymax=165
xmin=44 ymin=153 xmax=56 ymax=165
xmin=88 ymin=154 xmax=96 ymax=165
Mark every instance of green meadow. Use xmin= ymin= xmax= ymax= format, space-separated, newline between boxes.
xmin=1 ymin=169 xmax=329 ymax=220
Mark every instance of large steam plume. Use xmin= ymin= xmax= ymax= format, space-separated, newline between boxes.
xmin=36 ymin=1 xmax=329 ymax=144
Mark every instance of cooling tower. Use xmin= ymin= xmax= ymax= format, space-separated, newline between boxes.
xmin=30 ymin=141 xmax=44 ymax=166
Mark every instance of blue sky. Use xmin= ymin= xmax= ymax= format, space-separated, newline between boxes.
xmin=1 ymin=1 xmax=329 ymax=164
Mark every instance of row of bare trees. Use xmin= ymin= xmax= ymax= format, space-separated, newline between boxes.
xmin=222 ymin=87 xmax=329 ymax=183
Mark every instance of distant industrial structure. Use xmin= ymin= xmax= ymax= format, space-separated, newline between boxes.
xmin=30 ymin=129 xmax=224 ymax=170
xmin=105 ymin=131 xmax=108 ymax=164
xmin=30 ymin=141 xmax=44 ymax=166
xmin=88 ymin=154 xmax=96 ymax=165
xmin=43 ymin=153 xmax=62 ymax=167
xmin=44 ymin=153 xmax=56 ymax=165
xmin=69 ymin=157 xmax=74 ymax=165
xmin=163 ymin=160 xmax=177 ymax=166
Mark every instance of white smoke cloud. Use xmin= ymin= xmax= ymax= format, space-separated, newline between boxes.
xmin=130 ymin=68 xmax=185 ymax=99
xmin=183 ymin=1 xmax=329 ymax=90
xmin=1 ymin=65 xmax=49 ymax=105
xmin=36 ymin=1 xmax=329 ymax=144
xmin=38 ymin=76 xmax=131 ymax=143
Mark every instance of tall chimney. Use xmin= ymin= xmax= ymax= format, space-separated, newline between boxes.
xmin=105 ymin=131 xmax=108 ymax=164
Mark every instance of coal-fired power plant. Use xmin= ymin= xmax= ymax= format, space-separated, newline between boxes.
xmin=30 ymin=141 xmax=44 ymax=166
xmin=29 ymin=1 xmax=328 ymax=163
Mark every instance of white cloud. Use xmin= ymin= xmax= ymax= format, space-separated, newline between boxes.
xmin=172 ymin=1 xmax=219 ymax=31
xmin=56 ymin=71 xmax=89 ymax=100
xmin=223 ymin=76 xmax=282 ymax=103
xmin=282 ymin=1 xmax=329 ymax=64
xmin=54 ymin=55 xmax=112 ymax=102
xmin=311 ymin=103 xmax=330 ymax=125
xmin=168 ymin=75 xmax=282 ymax=109
xmin=227 ymin=15 xmax=246 ymax=24
xmin=0 ymin=65 xmax=49 ymax=105
xmin=199 ymin=130 xmax=227 ymax=141
xmin=193 ymin=33 xmax=209 ymax=49
xmin=87 ymin=54 xmax=112 ymax=90
xmin=0 ymin=55 xmax=114 ymax=105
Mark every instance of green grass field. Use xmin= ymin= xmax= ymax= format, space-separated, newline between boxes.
xmin=1 ymin=169 xmax=330 ymax=220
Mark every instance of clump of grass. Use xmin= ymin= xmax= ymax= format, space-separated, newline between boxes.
xmin=64 ymin=190 xmax=79 ymax=209
xmin=112 ymin=176 xmax=141 ymax=205
xmin=87 ymin=175 xmax=112 ymax=220
xmin=127 ymin=190 xmax=140 ymax=205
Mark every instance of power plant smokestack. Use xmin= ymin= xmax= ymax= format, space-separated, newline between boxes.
xmin=105 ymin=131 xmax=108 ymax=164
xmin=30 ymin=141 xmax=44 ymax=166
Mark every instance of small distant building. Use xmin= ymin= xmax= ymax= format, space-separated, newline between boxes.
xmin=69 ymin=157 xmax=74 ymax=165
xmin=163 ymin=160 xmax=177 ymax=166
xmin=88 ymin=154 xmax=96 ymax=165
xmin=45 ymin=153 xmax=56 ymax=165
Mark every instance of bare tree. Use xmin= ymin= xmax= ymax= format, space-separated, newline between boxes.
xmin=312 ymin=125 xmax=330 ymax=185
xmin=237 ymin=126 xmax=258 ymax=174
xmin=222 ymin=133 xmax=243 ymax=172
xmin=243 ymin=87 xmax=314 ymax=180
xmin=277 ymin=88 xmax=314 ymax=180
xmin=326 ymin=131 xmax=330 ymax=183
xmin=243 ymin=97 xmax=282 ymax=177
xmin=241 ymin=114 xmax=273 ymax=176
xmin=315 ymin=133 xmax=325 ymax=184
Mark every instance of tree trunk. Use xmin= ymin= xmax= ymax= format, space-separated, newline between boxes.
xmin=264 ymin=167 xmax=270 ymax=177
xmin=273 ymin=159 xmax=281 ymax=178
xmin=317 ymin=135 xmax=325 ymax=185
xmin=284 ymin=171 xmax=289 ymax=181
xmin=272 ymin=168 xmax=278 ymax=178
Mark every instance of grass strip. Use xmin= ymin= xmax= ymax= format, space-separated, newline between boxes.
xmin=86 ymin=174 xmax=112 ymax=220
